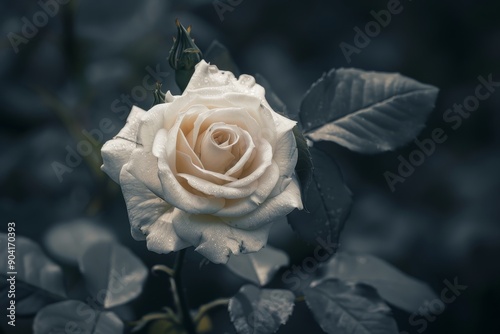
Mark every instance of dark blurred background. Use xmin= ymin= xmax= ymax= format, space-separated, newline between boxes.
xmin=1 ymin=0 xmax=499 ymax=333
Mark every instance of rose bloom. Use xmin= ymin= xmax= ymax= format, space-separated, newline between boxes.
xmin=101 ymin=60 xmax=302 ymax=263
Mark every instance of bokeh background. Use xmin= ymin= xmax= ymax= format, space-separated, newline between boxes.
xmin=1 ymin=0 xmax=500 ymax=333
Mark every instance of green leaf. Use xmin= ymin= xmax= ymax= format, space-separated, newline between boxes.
xmin=304 ymin=279 xmax=399 ymax=334
xmin=255 ymin=73 xmax=313 ymax=203
xmin=287 ymin=147 xmax=352 ymax=245
xmin=226 ymin=246 xmax=289 ymax=286
xmin=0 ymin=233 xmax=66 ymax=315
xmin=229 ymin=285 xmax=295 ymax=334
xmin=300 ymin=68 xmax=439 ymax=154
xmin=316 ymin=253 xmax=438 ymax=313
xmin=34 ymin=300 xmax=123 ymax=334
xmin=204 ymin=40 xmax=240 ymax=76
xmin=78 ymin=240 xmax=148 ymax=309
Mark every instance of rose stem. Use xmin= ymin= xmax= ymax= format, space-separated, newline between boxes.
xmin=170 ymin=249 xmax=197 ymax=334
xmin=193 ymin=298 xmax=230 ymax=324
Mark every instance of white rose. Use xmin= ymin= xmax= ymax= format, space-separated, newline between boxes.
xmin=101 ymin=60 xmax=303 ymax=263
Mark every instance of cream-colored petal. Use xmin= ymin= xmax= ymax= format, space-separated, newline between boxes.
xmin=119 ymin=169 xmax=170 ymax=241
xmin=198 ymin=123 xmax=240 ymax=174
xmin=185 ymin=61 xmax=266 ymax=101
xmin=177 ymin=173 xmax=258 ymax=199
xmin=221 ymin=177 xmax=303 ymax=230
xmin=101 ymin=106 xmax=145 ymax=183
xmin=164 ymin=91 xmax=176 ymax=103
xmin=270 ymin=130 xmax=298 ymax=197
xmin=225 ymin=139 xmax=273 ymax=188
xmin=189 ymin=106 xmax=261 ymax=147
xmin=177 ymin=151 xmax=237 ymax=185
xmin=179 ymin=104 xmax=211 ymax=148
xmin=241 ymin=100 xmax=277 ymax=145
xmin=215 ymin=162 xmax=280 ymax=217
xmin=177 ymin=127 xmax=203 ymax=169
xmin=153 ymin=128 xmax=226 ymax=214
xmin=224 ymin=128 xmax=255 ymax=178
xmin=125 ymin=148 xmax=164 ymax=199
xmin=136 ymin=104 xmax=165 ymax=151
xmin=172 ymin=209 xmax=273 ymax=264
xmin=142 ymin=208 xmax=189 ymax=254
xmin=270 ymin=105 xmax=297 ymax=141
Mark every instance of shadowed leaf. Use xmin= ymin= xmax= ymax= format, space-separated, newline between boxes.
xmin=287 ymin=147 xmax=352 ymax=246
xmin=43 ymin=218 xmax=116 ymax=265
xmin=300 ymin=68 xmax=439 ymax=153
xmin=316 ymin=253 xmax=438 ymax=313
xmin=0 ymin=233 xmax=66 ymax=315
xmin=34 ymin=300 xmax=123 ymax=334
xmin=305 ymin=279 xmax=398 ymax=334
xmin=229 ymin=285 xmax=294 ymax=334
xmin=78 ymin=240 xmax=148 ymax=309
xmin=226 ymin=246 xmax=289 ymax=286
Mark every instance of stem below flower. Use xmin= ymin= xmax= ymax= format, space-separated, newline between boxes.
xmin=194 ymin=298 xmax=230 ymax=324
xmin=170 ymin=249 xmax=197 ymax=334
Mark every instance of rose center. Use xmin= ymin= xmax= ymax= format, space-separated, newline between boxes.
xmin=196 ymin=123 xmax=244 ymax=174
xmin=211 ymin=129 xmax=236 ymax=147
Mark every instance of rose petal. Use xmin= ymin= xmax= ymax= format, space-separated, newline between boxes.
xmin=225 ymin=139 xmax=273 ymax=188
xmin=269 ymin=105 xmax=297 ymax=140
xmin=216 ymin=161 xmax=280 ymax=217
xmin=177 ymin=173 xmax=258 ymax=199
xmin=153 ymin=127 xmax=226 ymax=214
xmin=224 ymin=128 xmax=255 ymax=178
xmin=164 ymin=90 xmax=176 ymax=103
xmin=142 ymin=208 xmax=189 ymax=254
xmin=197 ymin=91 xmax=263 ymax=113
xmin=177 ymin=126 xmax=203 ymax=169
xmin=101 ymin=106 xmax=145 ymax=183
xmin=177 ymin=151 xmax=237 ymax=185
xmin=178 ymin=104 xmax=211 ymax=148
xmin=172 ymin=209 xmax=274 ymax=264
xmin=119 ymin=169 xmax=170 ymax=241
xmin=125 ymin=149 xmax=164 ymax=199
xmin=239 ymin=99 xmax=277 ymax=145
xmin=188 ymin=106 xmax=261 ymax=147
xmin=198 ymin=123 xmax=241 ymax=174
xmin=270 ymin=130 xmax=298 ymax=197
xmin=185 ymin=61 xmax=266 ymax=101
xmin=136 ymin=103 xmax=166 ymax=151
xmin=220 ymin=177 xmax=303 ymax=230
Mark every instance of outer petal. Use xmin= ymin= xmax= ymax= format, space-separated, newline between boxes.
xmin=142 ymin=208 xmax=190 ymax=253
xmin=270 ymin=130 xmax=298 ymax=198
xmin=268 ymin=104 xmax=297 ymax=140
xmin=172 ymin=209 xmax=274 ymax=264
xmin=126 ymin=148 xmax=164 ymax=199
xmin=221 ymin=177 xmax=303 ymax=230
xmin=185 ymin=60 xmax=266 ymax=101
xmin=136 ymin=103 xmax=166 ymax=151
xmin=120 ymin=169 xmax=189 ymax=252
xmin=101 ymin=106 xmax=145 ymax=183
